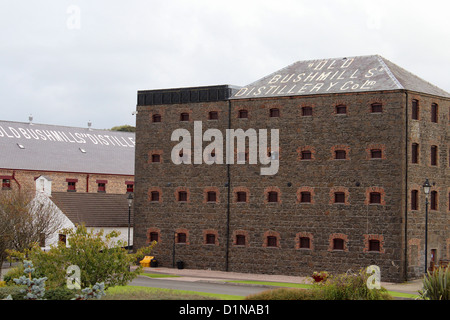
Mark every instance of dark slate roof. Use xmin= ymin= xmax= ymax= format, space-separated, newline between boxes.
xmin=230 ymin=55 xmax=450 ymax=99
xmin=50 ymin=192 xmax=134 ymax=227
xmin=0 ymin=120 xmax=135 ymax=175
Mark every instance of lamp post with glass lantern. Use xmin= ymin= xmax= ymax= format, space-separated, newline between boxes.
xmin=127 ymin=192 xmax=134 ymax=254
xmin=422 ymin=179 xmax=431 ymax=274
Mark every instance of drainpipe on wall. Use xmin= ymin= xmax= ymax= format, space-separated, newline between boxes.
xmin=86 ymin=174 xmax=89 ymax=192
xmin=12 ymin=170 xmax=21 ymax=191
xmin=225 ymin=99 xmax=231 ymax=272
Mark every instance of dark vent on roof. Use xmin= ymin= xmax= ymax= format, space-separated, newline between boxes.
xmin=137 ymin=85 xmax=241 ymax=106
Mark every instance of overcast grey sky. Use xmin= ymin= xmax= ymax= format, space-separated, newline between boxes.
xmin=1 ymin=0 xmax=449 ymax=129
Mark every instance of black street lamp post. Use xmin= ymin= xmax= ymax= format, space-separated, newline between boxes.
xmin=422 ymin=179 xmax=431 ymax=274
xmin=127 ymin=193 xmax=134 ymax=254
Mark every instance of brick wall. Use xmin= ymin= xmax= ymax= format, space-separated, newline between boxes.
xmin=133 ymin=90 xmax=449 ymax=282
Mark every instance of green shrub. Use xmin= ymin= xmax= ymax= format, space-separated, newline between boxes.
xmin=419 ymin=267 xmax=450 ymax=300
xmin=0 ymin=286 xmax=26 ymax=300
xmin=245 ymin=288 xmax=323 ymax=300
xmin=44 ymin=286 xmax=78 ymax=300
xmin=316 ymin=269 xmax=392 ymax=300
xmin=2 ymin=264 xmax=26 ymax=286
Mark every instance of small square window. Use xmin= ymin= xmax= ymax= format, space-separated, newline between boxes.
xmin=269 ymin=108 xmax=280 ymax=117
xmin=207 ymin=191 xmax=217 ymax=202
xmin=152 ymin=154 xmax=161 ymax=163
xmin=300 ymin=192 xmax=311 ymax=203
xmin=335 ymin=150 xmax=347 ymax=159
xmin=336 ymin=105 xmax=347 ymax=114
xmin=177 ymin=233 xmax=187 ymax=244
xmin=369 ymin=192 xmax=381 ymax=204
xmin=301 ymin=151 xmax=312 ymax=160
xmin=180 ymin=113 xmax=190 ymax=121
xmin=126 ymin=184 xmax=134 ymax=193
xmin=236 ymin=235 xmax=246 ymax=246
xmin=371 ymin=103 xmax=383 ymax=113
xmin=209 ymin=111 xmax=218 ymax=120
xmin=149 ymin=232 xmax=159 ymax=242
xmin=299 ymin=237 xmax=310 ymax=249
xmin=152 ymin=114 xmax=161 ymax=122
xmin=267 ymin=236 xmax=277 ymax=247
xmin=206 ymin=234 xmax=216 ymax=245
xmin=67 ymin=182 xmax=76 ymax=192
xmin=98 ymin=183 xmax=106 ymax=193
xmin=2 ymin=179 xmax=11 ymax=190
xmin=333 ymin=238 xmax=344 ymax=250
xmin=151 ymin=191 xmax=160 ymax=202
xmin=178 ymin=191 xmax=188 ymax=202
xmin=371 ymin=149 xmax=382 ymax=159
xmin=268 ymin=191 xmax=278 ymax=203
xmin=236 ymin=192 xmax=247 ymax=202
xmin=302 ymin=107 xmax=312 ymax=116
xmin=334 ymin=192 xmax=345 ymax=203
xmin=368 ymin=240 xmax=380 ymax=252
xmin=238 ymin=110 xmax=248 ymax=119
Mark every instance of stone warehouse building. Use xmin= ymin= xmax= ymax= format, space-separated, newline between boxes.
xmin=133 ymin=55 xmax=450 ymax=282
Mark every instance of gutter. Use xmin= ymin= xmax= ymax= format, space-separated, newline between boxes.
xmin=12 ymin=170 xmax=21 ymax=190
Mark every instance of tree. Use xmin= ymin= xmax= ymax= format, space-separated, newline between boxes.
xmin=8 ymin=224 xmax=156 ymax=289
xmin=0 ymin=189 xmax=64 ymax=278
xmin=111 ymin=125 xmax=135 ymax=132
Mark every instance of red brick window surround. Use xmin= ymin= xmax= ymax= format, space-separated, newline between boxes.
xmin=204 ymin=187 xmax=219 ymax=203
xmin=175 ymin=187 xmax=189 ymax=202
xmin=234 ymin=187 xmax=250 ymax=203
xmin=203 ymin=229 xmax=219 ymax=246
xmin=365 ymin=187 xmax=385 ymax=205
xmin=297 ymin=186 xmax=315 ymax=204
xmin=331 ymin=145 xmax=350 ymax=160
xmin=297 ymin=146 xmax=316 ymax=161
xmin=263 ymin=231 xmax=281 ymax=248
xmin=146 ymin=227 xmax=160 ymax=244
xmin=366 ymin=144 xmax=386 ymax=160
xmin=148 ymin=187 xmax=162 ymax=203
xmin=328 ymin=233 xmax=348 ymax=252
xmin=175 ymin=228 xmax=190 ymax=245
xmin=233 ymin=230 xmax=249 ymax=247
xmin=330 ymin=187 xmax=349 ymax=205
xmin=295 ymin=232 xmax=314 ymax=250
xmin=264 ymin=186 xmax=281 ymax=204
xmin=148 ymin=150 xmax=163 ymax=164
xmin=363 ymin=235 xmax=385 ymax=253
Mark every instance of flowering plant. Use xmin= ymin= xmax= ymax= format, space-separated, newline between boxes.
xmin=312 ymin=271 xmax=329 ymax=282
